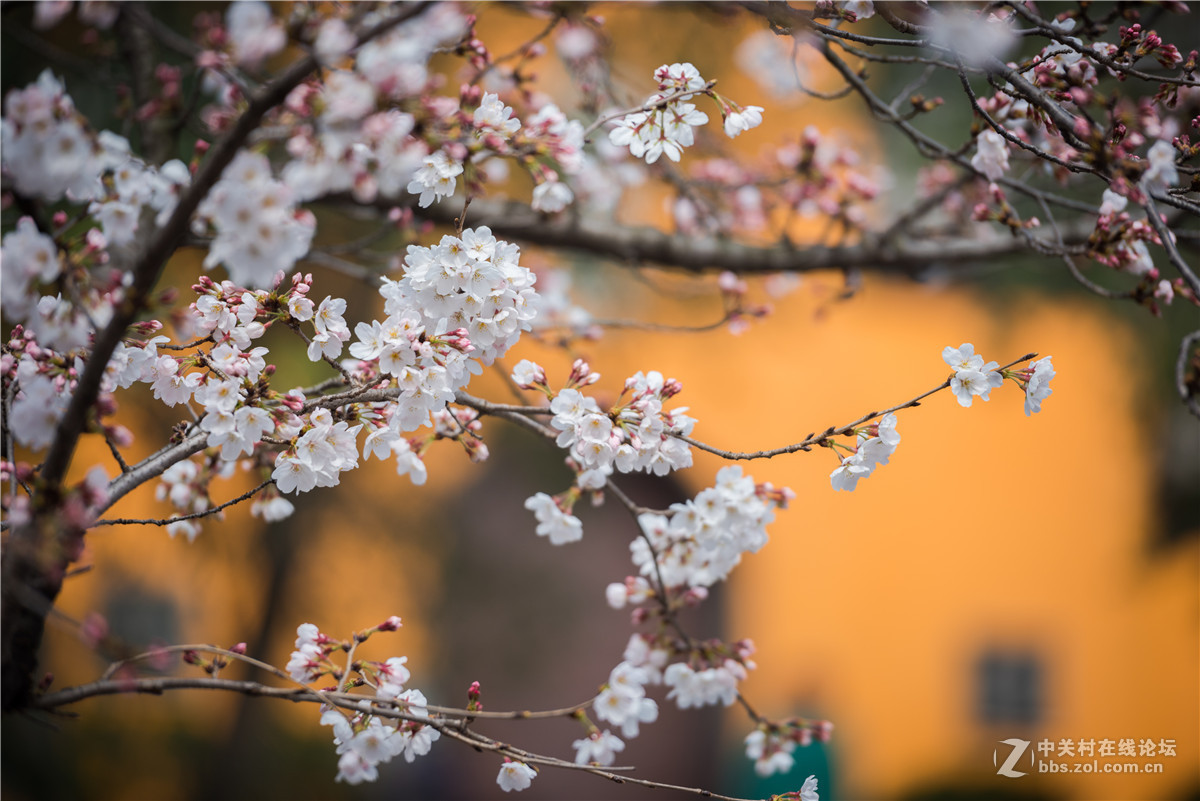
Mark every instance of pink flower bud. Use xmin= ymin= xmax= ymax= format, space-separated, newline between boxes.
xmin=460 ymin=83 xmax=482 ymax=106
xmin=80 ymin=613 xmax=109 ymax=648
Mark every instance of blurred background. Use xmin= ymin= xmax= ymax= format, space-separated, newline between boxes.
xmin=2 ymin=3 xmax=1197 ymax=800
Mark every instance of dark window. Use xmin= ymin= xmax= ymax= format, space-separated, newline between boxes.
xmin=976 ymin=650 xmax=1042 ymax=726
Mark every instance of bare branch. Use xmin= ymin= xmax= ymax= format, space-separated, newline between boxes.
xmin=1176 ymin=331 xmax=1200 ymax=419
xmin=678 ymin=352 xmax=1038 ymax=461
xmin=1144 ymin=195 xmax=1200 ymax=298
xmin=33 ymin=669 xmax=759 ymax=801
xmin=384 ymin=195 xmax=1097 ymax=277
xmin=93 ymin=480 xmax=273 ymax=529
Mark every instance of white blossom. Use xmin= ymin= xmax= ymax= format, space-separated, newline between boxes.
xmin=496 ymin=760 xmax=537 ymax=792
xmin=971 ymin=129 xmax=1010 ymax=181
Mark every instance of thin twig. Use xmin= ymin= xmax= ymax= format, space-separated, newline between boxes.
xmin=1144 ymin=195 xmax=1200 ymax=298
xmin=1176 ymin=331 xmax=1200 ymax=419
xmin=93 ymin=480 xmax=273 ymax=528
xmin=102 ymin=433 xmax=132 ymax=475
xmin=676 ymin=352 xmax=1038 ymax=461
xmin=33 ymin=667 xmax=759 ymax=800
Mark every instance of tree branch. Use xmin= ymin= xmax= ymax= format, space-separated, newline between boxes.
xmin=677 ymin=352 xmax=1038 ymax=460
xmin=375 ymin=196 xmax=1096 ymax=277
xmin=34 ymin=669 xmax=761 ymax=801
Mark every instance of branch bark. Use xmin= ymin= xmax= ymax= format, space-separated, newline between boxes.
xmin=367 ymin=196 xmax=1095 ymax=277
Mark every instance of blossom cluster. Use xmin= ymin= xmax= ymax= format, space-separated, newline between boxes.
xmin=524 ymin=491 xmax=583 ymax=546
xmin=284 ymin=621 xmax=444 ymax=785
xmin=155 ymin=458 xmax=229 ymax=543
xmin=625 ymin=466 xmax=789 ymax=589
xmin=1087 ymin=187 xmax=1189 ymax=314
xmin=195 ymin=150 xmax=315 ymax=289
xmin=829 ymin=413 xmax=900 ymax=492
xmin=0 ymin=74 xmax=188 ymax=339
xmin=567 ymin=469 xmax=799 ymax=771
xmin=592 ymin=659 xmax=659 ymax=743
xmin=2 ymin=69 xmax=117 ymax=202
xmin=946 ymin=343 xmax=1056 ymax=415
xmin=518 ymin=363 xmax=700 ymax=547
xmin=608 ymin=62 xmax=709 ymax=164
xmin=217 ymin=4 xmax=468 ymax=206
xmin=517 ymin=360 xmax=696 ymax=487
xmin=272 ymin=409 xmax=362 ymax=494
xmin=381 ymin=226 xmax=537 ymax=366
xmin=284 ymin=620 xmax=544 ymax=793
xmin=1011 ymin=356 xmax=1056 ymax=417
xmin=669 ymin=124 xmax=882 ymax=239
xmin=608 ymin=62 xmax=764 ymax=165
xmin=133 ymin=229 xmax=537 ymax=539
xmin=745 ymin=722 xmax=833 ymax=780
xmin=260 ymin=4 xmax=595 ymax=216
xmin=135 ymin=231 xmax=536 ymax=538
xmin=581 ymin=632 xmax=762 ymax=763
xmin=962 ymin=12 xmax=1192 ymax=301
xmin=3 ymin=327 xmax=80 ymax=452
xmin=943 ymin=343 xmax=1005 ymax=408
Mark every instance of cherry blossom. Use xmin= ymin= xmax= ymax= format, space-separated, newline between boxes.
xmin=943 ymin=343 xmax=1003 ymax=407
xmin=1142 ymin=140 xmax=1179 ymax=193
xmin=195 ymin=150 xmax=315 ymax=288
xmin=723 ymin=105 xmax=764 ymax=138
xmin=531 ymin=180 xmax=574 ymax=212
xmin=510 ymin=359 xmax=547 ymax=389
xmin=573 ymin=730 xmax=626 ymax=766
xmin=840 ymin=2 xmax=875 ymax=21
xmin=525 ymin=492 xmax=583 ymax=545
xmin=406 ymin=150 xmax=462 ymax=208
xmin=496 ymin=760 xmax=537 ymax=792
xmin=593 ymin=661 xmax=659 ymax=739
xmin=745 ymin=728 xmax=797 ymax=777
xmin=225 ymin=1 xmax=286 ymax=68
xmin=474 ymin=92 xmax=521 ymax=138
xmin=628 ymin=466 xmax=784 ymax=587
xmin=608 ymin=63 xmax=723 ymax=164
xmin=1006 ymin=355 xmax=1057 ymax=417
xmin=971 ymin=129 xmax=1010 ymax=182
